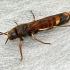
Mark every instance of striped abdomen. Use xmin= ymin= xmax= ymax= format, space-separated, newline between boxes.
xmin=27 ymin=12 xmax=70 ymax=32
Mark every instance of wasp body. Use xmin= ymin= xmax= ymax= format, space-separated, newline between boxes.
xmin=0 ymin=12 xmax=70 ymax=60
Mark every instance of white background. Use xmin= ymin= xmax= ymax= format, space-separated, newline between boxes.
xmin=0 ymin=0 xmax=70 ymax=70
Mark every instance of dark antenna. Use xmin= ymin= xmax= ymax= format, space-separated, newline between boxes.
xmin=5 ymin=38 xmax=8 ymax=44
xmin=0 ymin=32 xmax=7 ymax=35
xmin=0 ymin=32 xmax=8 ymax=44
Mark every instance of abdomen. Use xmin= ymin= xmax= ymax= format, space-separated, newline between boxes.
xmin=27 ymin=12 xmax=70 ymax=31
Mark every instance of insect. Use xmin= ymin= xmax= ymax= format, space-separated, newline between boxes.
xmin=0 ymin=11 xmax=70 ymax=60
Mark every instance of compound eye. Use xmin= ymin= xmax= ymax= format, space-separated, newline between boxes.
xmin=11 ymin=32 xmax=16 ymax=39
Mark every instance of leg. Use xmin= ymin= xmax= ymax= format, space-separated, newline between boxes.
xmin=31 ymin=33 xmax=50 ymax=44
xmin=15 ymin=22 xmax=18 ymax=26
xmin=53 ymin=25 xmax=70 ymax=27
xmin=39 ymin=28 xmax=49 ymax=31
xmin=30 ymin=10 xmax=35 ymax=21
xmin=39 ymin=25 xmax=70 ymax=31
xmin=19 ymin=38 xmax=23 ymax=61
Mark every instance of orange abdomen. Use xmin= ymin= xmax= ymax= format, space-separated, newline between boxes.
xmin=27 ymin=12 xmax=70 ymax=32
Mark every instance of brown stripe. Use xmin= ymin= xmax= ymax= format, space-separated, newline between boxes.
xmin=47 ymin=17 xmax=56 ymax=28
xmin=49 ymin=18 xmax=53 ymax=28
xmin=52 ymin=16 xmax=56 ymax=26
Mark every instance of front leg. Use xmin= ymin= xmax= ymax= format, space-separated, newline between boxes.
xmin=19 ymin=37 xmax=23 ymax=61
